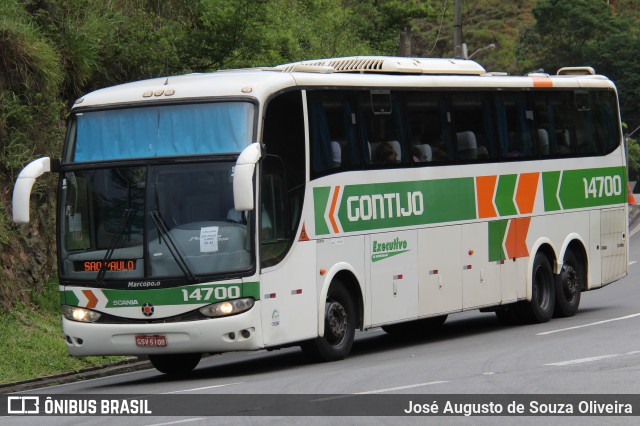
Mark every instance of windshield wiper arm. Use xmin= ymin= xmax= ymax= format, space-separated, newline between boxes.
xmin=149 ymin=210 xmax=197 ymax=282
xmin=97 ymin=208 xmax=134 ymax=284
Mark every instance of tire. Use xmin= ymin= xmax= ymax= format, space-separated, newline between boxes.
xmin=554 ymin=250 xmax=583 ymax=317
xmin=382 ymin=315 xmax=448 ymax=337
xmin=517 ymin=252 xmax=555 ymax=323
xmin=148 ymin=353 xmax=202 ymax=375
xmin=301 ymin=282 xmax=356 ymax=362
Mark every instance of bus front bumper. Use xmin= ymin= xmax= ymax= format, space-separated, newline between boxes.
xmin=62 ymin=302 xmax=264 ymax=356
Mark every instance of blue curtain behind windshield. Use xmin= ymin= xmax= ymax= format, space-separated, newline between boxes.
xmin=74 ymin=103 xmax=253 ymax=161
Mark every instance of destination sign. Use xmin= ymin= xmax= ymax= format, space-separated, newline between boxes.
xmin=74 ymin=260 xmax=136 ymax=272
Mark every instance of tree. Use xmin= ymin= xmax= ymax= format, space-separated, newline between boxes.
xmin=346 ymin=0 xmax=435 ymax=54
xmin=517 ymin=0 xmax=627 ymax=74
xmin=627 ymin=137 xmax=640 ymax=181
xmin=516 ymin=0 xmax=640 ymax=131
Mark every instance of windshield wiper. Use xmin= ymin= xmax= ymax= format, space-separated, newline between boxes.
xmin=96 ymin=208 xmax=134 ymax=284
xmin=149 ymin=210 xmax=197 ymax=282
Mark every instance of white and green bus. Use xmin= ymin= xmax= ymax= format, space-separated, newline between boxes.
xmin=13 ymin=56 xmax=628 ymax=374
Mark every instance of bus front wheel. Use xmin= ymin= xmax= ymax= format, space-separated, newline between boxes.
xmin=148 ymin=353 xmax=202 ymax=375
xmin=301 ymin=282 xmax=355 ymax=362
xmin=518 ymin=252 xmax=555 ymax=323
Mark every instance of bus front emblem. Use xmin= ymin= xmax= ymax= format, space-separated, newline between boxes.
xmin=142 ymin=303 xmax=155 ymax=317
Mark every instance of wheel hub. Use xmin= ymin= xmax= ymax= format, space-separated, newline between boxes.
xmin=326 ymin=301 xmax=347 ymax=339
xmin=561 ymin=264 xmax=579 ymax=299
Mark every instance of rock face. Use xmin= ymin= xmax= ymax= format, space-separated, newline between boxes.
xmin=0 ymin=176 xmax=57 ymax=311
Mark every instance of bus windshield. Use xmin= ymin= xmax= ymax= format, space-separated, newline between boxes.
xmin=67 ymin=102 xmax=255 ymax=162
xmin=59 ymin=161 xmax=254 ymax=285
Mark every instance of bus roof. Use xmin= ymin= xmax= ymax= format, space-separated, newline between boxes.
xmin=73 ymin=56 xmax=616 ymax=109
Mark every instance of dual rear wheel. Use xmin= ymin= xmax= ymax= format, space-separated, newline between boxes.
xmin=496 ymin=249 xmax=584 ymax=324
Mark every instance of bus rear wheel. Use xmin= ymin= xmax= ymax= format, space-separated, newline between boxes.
xmin=554 ymin=250 xmax=583 ymax=317
xmin=518 ymin=252 xmax=555 ymax=323
xmin=301 ymin=282 xmax=355 ymax=362
xmin=148 ymin=353 xmax=202 ymax=375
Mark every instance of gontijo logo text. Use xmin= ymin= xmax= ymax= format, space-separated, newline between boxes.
xmin=347 ymin=192 xmax=424 ymax=221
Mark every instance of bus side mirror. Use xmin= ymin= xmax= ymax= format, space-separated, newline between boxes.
xmin=233 ymin=143 xmax=264 ymax=211
xmin=13 ymin=157 xmax=58 ymax=223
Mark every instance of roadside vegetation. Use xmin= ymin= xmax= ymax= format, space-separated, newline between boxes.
xmin=0 ymin=277 xmax=124 ymax=384
xmin=2 ymin=0 xmax=640 ymax=384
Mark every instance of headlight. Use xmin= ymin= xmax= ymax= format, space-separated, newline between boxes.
xmin=199 ymin=298 xmax=255 ymax=318
xmin=62 ymin=305 xmax=102 ymax=323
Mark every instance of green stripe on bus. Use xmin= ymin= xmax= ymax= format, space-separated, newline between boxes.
xmin=62 ymin=282 xmax=260 ymax=308
xmin=488 ymin=220 xmax=508 ymax=262
xmin=542 ymin=171 xmax=562 ymax=211
xmin=495 ymin=174 xmax=518 ymax=216
xmin=103 ymin=282 xmax=260 ymax=308
xmin=372 ymin=250 xmax=410 ymax=262
xmin=335 ymin=178 xmax=476 ymax=232
xmin=61 ymin=290 xmax=79 ymax=306
xmin=313 ymin=166 xmax=626 ymax=236
xmin=242 ymin=281 xmax=260 ymax=300
xmin=558 ymin=167 xmax=627 ymax=209
xmin=313 ymin=186 xmax=331 ymax=235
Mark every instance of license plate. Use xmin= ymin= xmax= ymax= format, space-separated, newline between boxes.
xmin=135 ymin=335 xmax=168 ymax=347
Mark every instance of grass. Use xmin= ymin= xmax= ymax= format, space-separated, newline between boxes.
xmin=0 ymin=277 xmax=126 ymax=384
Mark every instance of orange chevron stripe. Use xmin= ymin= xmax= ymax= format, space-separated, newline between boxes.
xmin=476 ymin=175 xmax=498 ymax=218
xmin=515 ymin=172 xmax=540 ymax=214
xmin=505 ymin=217 xmax=531 ymax=259
xmin=82 ymin=289 xmax=98 ymax=309
xmin=328 ymin=186 xmax=341 ymax=234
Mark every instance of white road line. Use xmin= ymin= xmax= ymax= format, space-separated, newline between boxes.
xmin=146 ymin=418 xmax=205 ymax=426
xmin=545 ymin=351 xmax=640 ymax=367
xmin=355 ymin=381 xmax=450 ymax=394
xmin=545 ymin=354 xmax=620 ymax=366
xmin=629 ymin=261 xmax=637 ymax=266
xmin=536 ymin=313 xmax=640 ymax=335
xmin=313 ymin=381 xmax=449 ymax=402
xmin=161 ymin=382 xmax=244 ymax=394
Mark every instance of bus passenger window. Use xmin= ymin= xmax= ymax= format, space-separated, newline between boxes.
xmin=358 ymin=91 xmax=407 ymax=166
xmin=593 ymin=90 xmax=620 ymax=154
xmin=493 ymin=93 xmax=535 ymax=160
xmin=451 ymin=92 xmax=497 ymax=162
xmin=575 ymin=91 xmax=598 ymax=155
xmin=533 ymin=91 xmax=576 ymax=157
xmin=308 ymin=91 xmax=360 ymax=177
xmin=405 ymin=92 xmax=453 ymax=164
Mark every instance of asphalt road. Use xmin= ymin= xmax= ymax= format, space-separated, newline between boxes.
xmin=3 ymin=216 xmax=640 ymax=425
